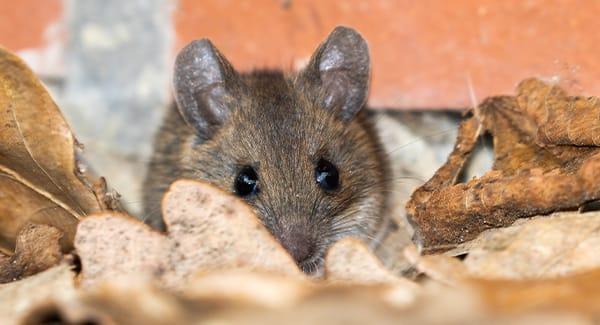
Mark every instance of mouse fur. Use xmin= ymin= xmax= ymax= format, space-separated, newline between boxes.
xmin=143 ymin=26 xmax=391 ymax=274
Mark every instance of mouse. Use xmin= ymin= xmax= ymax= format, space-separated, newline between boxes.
xmin=143 ymin=26 xmax=391 ymax=274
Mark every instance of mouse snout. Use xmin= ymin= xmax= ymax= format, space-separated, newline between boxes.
xmin=277 ymin=227 xmax=316 ymax=264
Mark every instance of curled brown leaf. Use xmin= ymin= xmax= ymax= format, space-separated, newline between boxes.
xmin=407 ymin=78 xmax=600 ymax=253
xmin=0 ymin=223 xmax=63 ymax=283
xmin=0 ymin=48 xmax=106 ymax=252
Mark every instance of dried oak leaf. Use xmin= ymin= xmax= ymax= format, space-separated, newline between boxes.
xmin=20 ymin=274 xmax=414 ymax=325
xmin=458 ymin=211 xmax=600 ymax=279
xmin=0 ymin=263 xmax=76 ymax=324
xmin=516 ymin=78 xmax=600 ymax=147
xmin=325 ymin=238 xmax=418 ymax=288
xmin=22 ymin=278 xmax=197 ymax=325
xmin=22 ymin=272 xmax=312 ymax=324
xmin=0 ymin=48 xmax=104 ymax=253
xmin=407 ymin=78 xmax=600 ymax=253
xmin=183 ymin=271 xmax=312 ymax=308
xmin=19 ymin=269 xmax=591 ymax=325
xmin=75 ymin=179 xmax=303 ymax=290
xmin=0 ymin=223 xmax=63 ymax=283
xmin=405 ymin=247 xmax=600 ymax=320
xmin=15 ymin=239 xmax=594 ymax=325
xmin=403 ymin=245 xmax=467 ymax=286
xmin=472 ymin=267 xmax=600 ymax=317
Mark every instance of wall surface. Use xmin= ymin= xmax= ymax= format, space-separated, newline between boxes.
xmin=0 ymin=0 xmax=62 ymax=50
xmin=174 ymin=0 xmax=600 ymax=108
xmin=4 ymin=0 xmax=600 ymax=108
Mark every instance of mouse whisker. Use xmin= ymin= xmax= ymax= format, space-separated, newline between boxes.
xmin=384 ymin=124 xmax=460 ymax=156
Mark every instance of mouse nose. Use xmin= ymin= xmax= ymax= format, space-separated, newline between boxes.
xmin=277 ymin=228 xmax=315 ymax=264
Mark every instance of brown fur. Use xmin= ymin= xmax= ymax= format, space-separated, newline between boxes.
xmin=144 ymin=28 xmax=391 ymax=273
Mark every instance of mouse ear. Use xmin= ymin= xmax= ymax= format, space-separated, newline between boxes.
xmin=173 ymin=39 xmax=241 ymax=139
xmin=299 ymin=26 xmax=370 ymax=122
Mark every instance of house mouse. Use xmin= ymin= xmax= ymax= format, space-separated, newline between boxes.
xmin=143 ymin=26 xmax=391 ymax=274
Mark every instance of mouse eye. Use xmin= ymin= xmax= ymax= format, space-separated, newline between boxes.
xmin=234 ymin=166 xmax=259 ymax=196
xmin=315 ymin=159 xmax=340 ymax=192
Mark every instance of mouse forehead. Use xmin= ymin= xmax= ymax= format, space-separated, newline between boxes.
xmin=206 ymin=70 xmax=369 ymax=172
xmin=228 ymin=89 xmax=346 ymax=161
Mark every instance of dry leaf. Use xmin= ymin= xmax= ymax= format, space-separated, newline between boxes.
xmin=76 ymin=179 xmax=302 ymax=290
xmin=0 ymin=223 xmax=63 ymax=283
xmin=184 ymin=271 xmax=312 ymax=308
xmin=403 ymin=245 xmax=468 ymax=286
xmin=17 ymin=269 xmax=595 ymax=325
xmin=473 ymin=268 xmax=600 ymax=316
xmin=0 ymin=177 xmax=77 ymax=254
xmin=459 ymin=211 xmax=600 ymax=279
xmin=406 ymin=78 xmax=600 ymax=253
xmin=0 ymin=263 xmax=76 ymax=324
xmin=325 ymin=238 xmax=417 ymax=288
xmin=22 ymin=277 xmax=194 ymax=325
xmin=21 ymin=272 xmax=310 ymax=324
xmin=404 ymin=227 xmax=600 ymax=319
xmin=0 ymin=47 xmax=104 ymax=252
xmin=516 ymin=78 xmax=600 ymax=147
xmin=10 ymin=243 xmax=596 ymax=325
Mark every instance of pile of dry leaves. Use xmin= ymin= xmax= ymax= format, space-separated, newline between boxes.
xmin=2 ymin=47 xmax=600 ymax=324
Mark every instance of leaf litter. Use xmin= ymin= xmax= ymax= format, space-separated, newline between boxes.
xmin=407 ymin=78 xmax=600 ymax=253
xmin=75 ymin=179 xmax=303 ymax=290
xmin=1 ymin=47 xmax=600 ymax=324
xmin=0 ymin=223 xmax=63 ymax=284
xmin=0 ymin=47 xmax=120 ymax=253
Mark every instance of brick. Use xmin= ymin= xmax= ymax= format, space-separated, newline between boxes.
xmin=175 ymin=0 xmax=600 ymax=109
xmin=0 ymin=0 xmax=62 ymax=51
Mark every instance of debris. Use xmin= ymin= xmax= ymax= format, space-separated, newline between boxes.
xmin=0 ymin=48 xmax=113 ymax=252
xmin=2 ymin=44 xmax=600 ymax=324
xmin=0 ymin=264 xmax=76 ymax=323
xmin=326 ymin=238 xmax=417 ymax=287
xmin=461 ymin=211 xmax=600 ymax=279
xmin=0 ymin=224 xmax=63 ymax=283
xmin=75 ymin=180 xmax=303 ymax=290
xmin=407 ymin=79 xmax=600 ymax=253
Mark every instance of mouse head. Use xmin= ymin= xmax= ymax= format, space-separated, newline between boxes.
xmin=173 ymin=26 xmax=389 ymax=273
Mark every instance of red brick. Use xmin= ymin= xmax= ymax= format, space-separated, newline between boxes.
xmin=175 ymin=0 xmax=600 ymax=109
xmin=0 ymin=0 xmax=62 ymax=51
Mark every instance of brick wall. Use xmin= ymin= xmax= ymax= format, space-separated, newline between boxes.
xmin=4 ymin=0 xmax=600 ymax=108
xmin=0 ymin=0 xmax=61 ymax=50
xmin=174 ymin=0 xmax=600 ymax=108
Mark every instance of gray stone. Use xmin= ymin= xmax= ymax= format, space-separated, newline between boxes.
xmin=58 ymin=0 xmax=173 ymax=213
